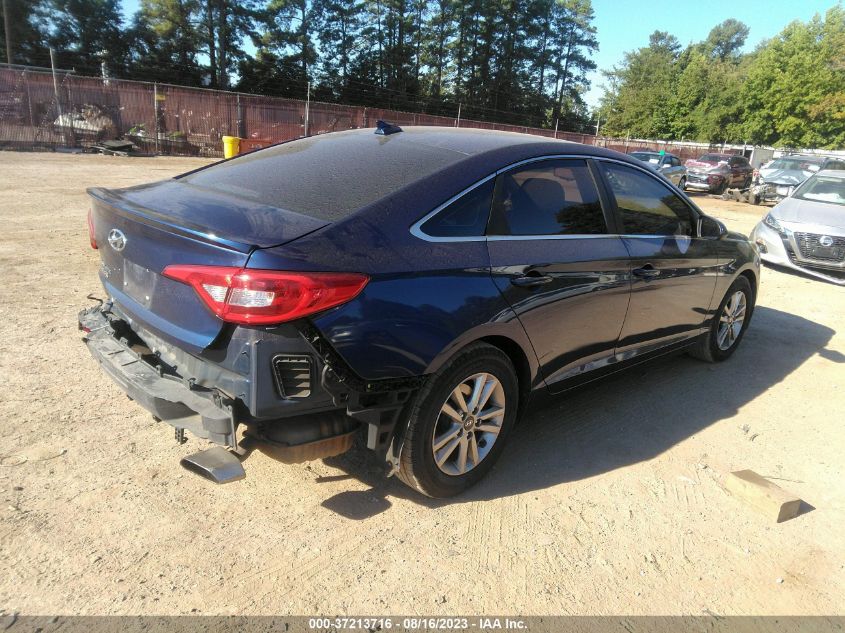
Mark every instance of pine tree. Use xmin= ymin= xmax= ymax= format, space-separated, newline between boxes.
xmin=48 ymin=0 xmax=129 ymax=75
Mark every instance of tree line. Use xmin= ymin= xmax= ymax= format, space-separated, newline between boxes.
xmin=0 ymin=0 xmax=600 ymax=130
xmin=597 ymin=7 xmax=845 ymax=149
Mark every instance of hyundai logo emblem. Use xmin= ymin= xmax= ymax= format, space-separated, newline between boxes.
xmin=818 ymin=235 xmax=834 ymax=247
xmin=107 ymin=228 xmax=127 ymax=252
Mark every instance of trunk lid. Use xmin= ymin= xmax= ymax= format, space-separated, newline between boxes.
xmin=89 ymin=181 xmax=328 ymax=353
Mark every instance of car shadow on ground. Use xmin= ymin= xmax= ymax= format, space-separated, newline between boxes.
xmin=316 ymin=306 xmax=837 ymax=519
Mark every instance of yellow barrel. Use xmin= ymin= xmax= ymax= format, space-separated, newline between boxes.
xmin=222 ymin=135 xmax=241 ymax=158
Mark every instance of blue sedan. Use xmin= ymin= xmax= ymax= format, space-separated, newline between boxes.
xmin=80 ymin=124 xmax=760 ymax=497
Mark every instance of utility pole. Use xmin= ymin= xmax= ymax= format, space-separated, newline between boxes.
xmin=50 ymin=47 xmax=68 ymax=146
xmin=2 ymin=0 xmax=12 ymax=65
xmin=304 ymin=81 xmax=310 ymax=137
xmin=153 ymin=83 xmax=160 ymax=155
xmin=554 ymin=118 xmax=559 ymax=139
xmin=455 ymin=102 xmax=461 ymax=127
xmin=595 ymin=115 xmax=601 ymax=138
xmin=99 ymin=50 xmax=109 ymax=86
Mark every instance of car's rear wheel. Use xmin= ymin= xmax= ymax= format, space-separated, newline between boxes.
xmin=678 ymin=176 xmax=687 ymax=190
xmin=397 ymin=343 xmax=518 ymax=498
xmin=689 ymin=276 xmax=754 ymax=362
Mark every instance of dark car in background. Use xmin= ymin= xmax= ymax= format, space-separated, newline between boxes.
xmin=628 ymin=151 xmax=687 ymax=188
xmin=685 ymin=153 xmax=753 ymax=194
xmin=80 ymin=127 xmax=760 ymax=498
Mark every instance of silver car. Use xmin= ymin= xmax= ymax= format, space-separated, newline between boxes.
xmin=628 ymin=151 xmax=687 ymax=188
xmin=751 ymin=154 xmax=826 ymax=204
xmin=750 ymin=169 xmax=845 ymax=285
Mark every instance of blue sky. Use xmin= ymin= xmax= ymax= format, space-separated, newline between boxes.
xmin=119 ymin=0 xmax=839 ymax=108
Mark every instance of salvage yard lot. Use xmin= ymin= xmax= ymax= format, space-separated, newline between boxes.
xmin=1 ymin=151 xmax=843 ymax=615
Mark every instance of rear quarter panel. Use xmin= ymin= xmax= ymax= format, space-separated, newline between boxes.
xmin=249 ymin=215 xmax=540 ymax=384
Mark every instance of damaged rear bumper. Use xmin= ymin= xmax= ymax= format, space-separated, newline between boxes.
xmin=80 ymin=306 xmax=239 ymax=445
xmin=79 ymin=305 xmax=428 ymax=471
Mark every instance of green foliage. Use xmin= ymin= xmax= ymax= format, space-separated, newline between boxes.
xmin=741 ymin=6 xmax=845 ymax=148
xmin=600 ymin=29 xmax=680 ymax=139
xmin=125 ymin=0 xmax=203 ymax=84
xmin=48 ymin=0 xmax=130 ymax=73
xmin=0 ymin=0 xmax=51 ymax=65
xmin=7 ymin=0 xmax=598 ymax=129
xmin=600 ymin=11 xmax=845 ymax=148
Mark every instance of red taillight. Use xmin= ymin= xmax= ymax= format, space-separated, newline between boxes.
xmin=162 ymin=265 xmax=369 ymax=325
xmin=87 ymin=209 xmax=98 ymax=249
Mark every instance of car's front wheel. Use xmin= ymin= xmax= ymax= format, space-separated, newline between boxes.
xmin=678 ymin=176 xmax=687 ymax=190
xmin=690 ymin=276 xmax=754 ymax=362
xmin=397 ymin=343 xmax=519 ymax=498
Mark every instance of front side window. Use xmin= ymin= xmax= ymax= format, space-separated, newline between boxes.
xmin=419 ymin=179 xmax=495 ymax=237
xmin=601 ymin=163 xmax=696 ymax=236
xmin=488 ymin=159 xmax=607 ymax=236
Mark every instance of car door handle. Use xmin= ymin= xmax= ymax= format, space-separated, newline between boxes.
xmin=632 ymin=265 xmax=661 ymax=280
xmin=510 ymin=274 xmax=554 ymax=288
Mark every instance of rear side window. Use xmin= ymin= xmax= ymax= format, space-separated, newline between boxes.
xmin=420 ymin=179 xmax=494 ymax=237
xmin=488 ymin=159 xmax=607 ymax=236
xmin=601 ymin=163 xmax=695 ymax=236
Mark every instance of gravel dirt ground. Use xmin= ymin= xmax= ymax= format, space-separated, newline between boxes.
xmin=1 ymin=151 xmax=843 ymax=616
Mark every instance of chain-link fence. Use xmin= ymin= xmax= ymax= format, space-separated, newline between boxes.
xmin=0 ymin=67 xmax=595 ymax=157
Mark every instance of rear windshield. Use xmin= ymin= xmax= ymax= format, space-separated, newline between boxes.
xmin=180 ymin=131 xmax=465 ymax=221
xmin=697 ymin=154 xmax=729 ymax=163
xmin=768 ymin=158 xmax=822 ymax=171
xmin=630 ymin=152 xmax=660 ymax=164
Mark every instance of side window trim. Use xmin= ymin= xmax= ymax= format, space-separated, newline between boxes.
xmin=410 ymin=153 xmax=704 ymax=243
xmin=594 ymin=157 xmax=702 ymax=238
xmin=410 ymin=173 xmax=497 ymax=243
xmin=587 ymin=158 xmax=622 ymax=234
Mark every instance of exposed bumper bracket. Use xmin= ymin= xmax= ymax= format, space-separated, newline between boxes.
xmin=79 ymin=306 xmax=238 ymax=446
xmin=299 ymin=323 xmax=425 ymax=471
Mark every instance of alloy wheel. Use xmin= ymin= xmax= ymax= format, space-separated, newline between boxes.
xmin=717 ymin=291 xmax=747 ymax=350
xmin=431 ymin=372 xmax=506 ymax=476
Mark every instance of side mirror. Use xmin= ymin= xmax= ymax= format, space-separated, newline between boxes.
xmin=699 ymin=215 xmax=727 ymax=239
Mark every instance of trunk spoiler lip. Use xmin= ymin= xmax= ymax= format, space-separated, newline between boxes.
xmin=86 ymin=185 xmax=331 ymax=254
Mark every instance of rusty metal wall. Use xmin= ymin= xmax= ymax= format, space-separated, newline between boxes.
xmin=0 ymin=67 xmax=596 ymax=156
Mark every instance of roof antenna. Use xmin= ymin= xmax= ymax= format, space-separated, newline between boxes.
xmin=375 ymin=120 xmax=403 ymax=135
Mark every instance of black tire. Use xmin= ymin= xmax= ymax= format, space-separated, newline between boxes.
xmin=678 ymin=176 xmax=687 ymax=191
xmin=742 ymin=176 xmax=752 ymax=189
xmin=397 ymin=342 xmax=519 ymax=498
xmin=714 ymin=180 xmax=728 ymax=195
xmin=689 ymin=276 xmax=754 ymax=363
